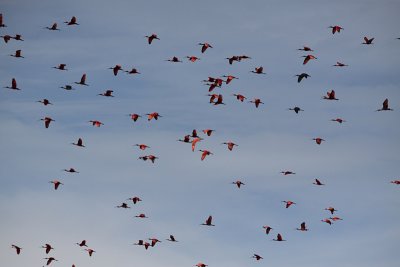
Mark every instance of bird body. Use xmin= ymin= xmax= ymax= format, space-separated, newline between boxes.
xmin=282 ymin=200 xmax=296 ymax=208
xmin=302 ymin=54 xmax=317 ymax=65
xmin=273 ymin=233 xmax=286 ymax=241
xmin=289 ymin=106 xmax=303 ymax=113
xmin=376 ymin=98 xmax=393 ymax=111
xmin=199 ymin=42 xmax=213 ymax=53
xmin=146 ymin=33 xmax=159 ymax=44
xmin=251 ymin=66 xmax=266 ymax=74
xmin=296 ymin=73 xmax=310 ymax=83
xmin=11 ymin=244 xmax=22 ymax=254
xmin=263 ymin=225 xmax=273 ymax=234
xmin=363 ymin=37 xmax=374 ymax=45
xmin=249 ymin=98 xmax=264 ymax=108
xmin=50 ymin=180 xmax=63 ymax=190
xmin=75 ymin=74 xmax=88 ymax=86
xmin=323 ymin=90 xmax=338 ymax=100
xmin=10 ymin=49 xmax=24 ymax=58
xmin=199 ymin=150 xmax=213 ymax=160
xmin=232 ymin=180 xmax=245 ymax=188
xmin=202 ymin=215 xmax=215 ymax=226
xmin=5 ymin=78 xmax=20 ymax=90
xmin=72 ymin=138 xmax=85 ymax=147
xmin=98 ymin=90 xmax=114 ymax=97
xmin=42 ymin=244 xmax=54 ymax=254
xmin=41 ymin=117 xmax=55 ymax=128
xmin=223 ymin=141 xmax=238 ymax=151
xmin=329 ymin=25 xmax=343 ymax=34
xmin=313 ymin=178 xmax=325 ymax=186
xmin=296 ymin=222 xmax=308 ymax=231
xmin=45 ymin=23 xmax=60 ymax=31
xmin=252 ymin=254 xmax=263 ymax=260
xmin=313 ymin=137 xmax=325 ymax=145
xmin=65 ymin=16 xmax=79 ymax=25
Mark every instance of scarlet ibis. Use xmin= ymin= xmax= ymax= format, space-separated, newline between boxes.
xmin=178 ymin=134 xmax=191 ymax=143
xmin=125 ymin=68 xmax=140 ymax=74
xmin=0 ymin=14 xmax=6 ymax=27
xmin=329 ymin=25 xmax=343 ymax=34
xmin=222 ymin=75 xmax=238 ymax=84
xmin=333 ymin=62 xmax=348 ymax=67
xmin=298 ymin=46 xmax=313 ymax=51
xmin=201 ymin=215 xmax=215 ymax=226
xmin=331 ymin=118 xmax=346 ymax=124
xmin=199 ymin=42 xmax=213 ymax=53
xmin=281 ymin=171 xmax=295 ymax=175
xmin=195 ymin=263 xmax=208 ymax=267
xmin=127 ymin=196 xmax=142 ymax=204
xmin=232 ymin=180 xmax=245 ymax=188
xmin=222 ymin=142 xmax=238 ymax=151
xmin=263 ymin=225 xmax=272 ymax=234
xmin=143 ymin=242 xmax=150 ymax=249
xmin=296 ymin=222 xmax=308 ymax=231
xmin=192 ymin=137 xmax=202 ymax=152
xmin=363 ymin=37 xmax=374 ymax=45
xmin=37 ymin=99 xmax=53 ymax=106
xmin=129 ymin=113 xmax=142 ymax=121
xmin=202 ymin=129 xmax=215 ymax=136
xmin=288 ymin=106 xmax=303 ymax=113
xmin=296 ymin=73 xmax=310 ymax=83
xmin=98 ymin=90 xmax=114 ymax=97
xmin=49 ymin=180 xmax=63 ymax=190
xmin=302 ymin=54 xmax=317 ymax=65
xmin=321 ymin=218 xmax=332 ymax=225
xmin=249 ymin=98 xmax=264 ymax=108
xmin=44 ymin=257 xmax=58 ymax=266
xmin=282 ymin=200 xmax=296 ymax=208
xmin=11 ymin=244 xmax=22 ymax=254
xmin=167 ymin=235 xmax=178 ymax=242
xmin=191 ymin=129 xmax=199 ymax=138
xmin=149 ymin=238 xmax=161 ymax=247
xmin=72 ymin=138 xmax=85 ymax=147
xmin=1 ymin=34 xmax=11 ymax=43
xmin=12 ymin=34 xmax=24 ymax=41
xmin=273 ymin=233 xmax=286 ymax=241
xmin=135 ymin=144 xmax=150 ymax=150
xmin=109 ymin=65 xmax=123 ymax=76
xmin=313 ymin=178 xmax=325 ymax=186
xmin=145 ymin=33 xmax=159 ymax=44
xmin=313 ymin=137 xmax=325 ymax=145
xmin=75 ymin=74 xmax=88 ymax=86
xmin=60 ymin=85 xmax=74 ymax=90
xmin=208 ymin=94 xmax=218 ymax=103
xmin=65 ymin=16 xmax=79 ymax=25
xmin=233 ymin=93 xmax=247 ymax=102
xmin=146 ymin=112 xmax=162 ymax=121
xmin=10 ymin=50 xmax=24 ymax=58
xmin=187 ymin=56 xmax=200 ymax=62
xmin=226 ymin=55 xmax=240 ymax=64
xmin=135 ymin=213 xmax=148 ymax=218
xmin=330 ymin=216 xmax=343 ymax=221
xmin=325 ymin=207 xmax=337 ymax=214
xmin=116 ymin=203 xmax=130 ymax=208
xmin=45 ymin=23 xmax=60 ymax=31
xmin=89 ymin=120 xmax=103 ymax=127
xmin=42 ymin=244 xmax=54 ymax=254
xmin=390 ymin=180 xmax=400 ymax=185
xmin=85 ymin=248 xmax=95 ymax=256
xmin=142 ymin=155 xmax=158 ymax=163
xmin=76 ymin=240 xmax=88 ymax=247
xmin=166 ymin=56 xmax=182 ymax=62
xmin=53 ymin=64 xmax=67 ymax=70
xmin=323 ymin=90 xmax=338 ymax=100
xmin=252 ymin=254 xmax=263 ymax=260
xmin=4 ymin=78 xmax=20 ymax=90
xmin=41 ymin=117 xmax=55 ymax=128
xmin=64 ymin=168 xmax=79 ymax=173
xmin=214 ymin=94 xmax=225 ymax=105
xmin=199 ymin=150 xmax=213 ymax=161
xmin=251 ymin=66 xmax=266 ymax=74
xmin=376 ymin=98 xmax=393 ymax=111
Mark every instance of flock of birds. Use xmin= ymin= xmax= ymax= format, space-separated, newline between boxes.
xmin=2 ymin=11 xmax=399 ymax=267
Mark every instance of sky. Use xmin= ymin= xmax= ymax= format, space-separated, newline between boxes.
xmin=1 ymin=0 xmax=399 ymax=266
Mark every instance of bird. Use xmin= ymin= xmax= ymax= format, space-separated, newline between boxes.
xmin=0 ymin=13 xmax=6 ymax=27
xmin=125 ymin=68 xmax=140 ymax=75
xmin=1 ymin=34 xmax=11 ymax=43
xmin=72 ymin=138 xmax=85 ymax=147
xmin=226 ymin=55 xmax=240 ymax=65
xmin=313 ymin=137 xmax=325 ymax=145
xmin=37 ymin=99 xmax=53 ymax=106
xmin=41 ymin=117 xmax=55 ymax=128
xmin=321 ymin=218 xmax=332 ymax=225
xmin=64 ymin=168 xmax=79 ymax=173
xmin=98 ymin=90 xmax=114 ymax=97
xmin=65 ymin=16 xmax=79 ymax=25
xmin=4 ymin=78 xmax=20 ymax=90
xmin=147 ymin=155 xmax=158 ymax=163
xmin=129 ymin=113 xmax=142 ymax=122
xmin=195 ymin=263 xmax=208 ymax=267
xmin=297 ymin=46 xmax=313 ymax=51
xmin=296 ymin=73 xmax=310 ymax=83
xmin=330 ymin=216 xmax=343 ymax=221
xmin=199 ymin=42 xmax=213 ymax=53
xmin=331 ymin=118 xmax=346 ymax=124
xmin=42 ymin=244 xmax=54 ymax=254
xmin=232 ymin=180 xmax=245 ymax=188
xmin=53 ymin=64 xmax=67 ymax=70
xmin=329 ymin=25 xmax=343 ymax=34
xmin=251 ymin=66 xmax=266 ymax=74
xmin=44 ymin=257 xmax=58 ymax=266
xmin=10 ymin=49 xmax=24 ymax=58
xmin=281 ymin=171 xmax=295 ymax=175
xmin=201 ymin=215 xmax=215 ymax=226
xmin=252 ymin=254 xmax=263 ymax=260
xmin=75 ymin=74 xmax=89 ymax=86
xmin=282 ymin=200 xmax=296 ymax=208
xmin=199 ymin=150 xmax=213 ymax=161
xmin=116 ymin=203 xmax=130 ymax=208
xmin=239 ymin=55 xmax=251 ymax=61
xmin=214 ymin=94 xmax=225 ymax=105
xmin=207 ymin=93 xmax=219 ymax=104
xmin=11 ymin=244 xmax=22 ymax=254
xmin=273 ymin=233 xmax=286 ymax=241
xmin=135 ymin=213 xmax=148 ymax=218
xmin=191 ymin=129 xmax=200 ymax=138
xmin=145 ymin=33 xmax=159 ymax=44
xmin=263 ymin=225 xmax=273 ymax=234
xmin=146 ymin=112 xmax=162 ymax=121
xmin=166 ymin=56 xmax=182 ymax=63
xmin=109 ymin=64 xmax=123 ymax=76
xmin=192 ymin=137 xmax=202 ymax=152
xmin=296 ymin=222 xmax=308 ymax=231
xmin=362 ymin=36 xmax=374 ymax=45
xmin=222 ymin=75 xmax=238 ymax=84
xmin=333 ymin=62 xmax=348 ymax=67
xmin=135 ymin=144 xmax=150 ymax=150
xmin=45 ymin=23 xmax=60 ymax=31
xmin=288 ymin=106 xmax=304 ymax=113
xmin=325 ymin=207 xmax=338 ymax=214
xmin=60 ymin=85 xmax=74 ymax=90
xmin=85 ymin=248 xmax=95 ymax=257
xmin=376 ymin=98 xmax=393 ymax=111
xmin=12 ymin=34 xmax=24 ymax=41
xmin=149 ymin=238 xmax=161 ymax=247
xmin=249 ymin=98 xmax=264 ymax=108
xmin=89 ymin=120 xmax=104 ymax=127
xmin=202 ymin=129 xmax=215 ymax=136
xmin=166 ymin=235 xmax=178 ymax=242
xmin=49 ymin=180 xmax=63 ymax=190
xmin=323 ymin=90 xmax=338 ymax=100
xmin=233 ymin=93 xmax=247 ymax=102
xmin=178 ymin=134 xmax=191 ymax=143
xmin=222 ymin=142 xmax=238 ymax=151
xmin=302 ymin=54 xmax=317 ymax=65
xmin=313 ymin=178 xmax=325 ymax=186
xmin=127 ymin=196 xmax=142 ymax=204
xmin=76 ymin=240 xmax=88 ymax=247
xmin=187 ymin=56 xmax=200 ymax=62
xmin=134 ymin=239 xmax=144 ymax=246
xmin=390 ymin=180 xmax=400 ymax=185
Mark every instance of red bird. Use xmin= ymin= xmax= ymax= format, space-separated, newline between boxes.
xmin=135 ymin=213 xmax=148 ymax=218
xmin=145 ymin=33 xmax=159 ymax=44
xmin=330 ymin=216 xmax=343 ymax=221
xmin=148 ymin=155 xmax=158 ymax=163
xmin=296 ymin=222 xmax=308 ymax=231
xmin=263 ymin=225 xmax=273 ymax=234
xmin=199 ymin=150 xmax=213 ymax=161
xmin=226 ymin=55 xmax=241 ymax=65
xmin=149 ymin=238 xmax=161 ymax=247
xmin=0 ymin=13 xmax=6 ymax=27
xmin=325 ymin=207 xmax=338 ymax=214
xmin=273 ymin=233 xmax=286 ymax=241
xmin=4 ymin=78 xmax=20 ymax=90
xmin=199 ymin=42 xmax=213 ymax=53
xmin=49 ymin=180 xmax=63 ymax=190
xmin=187 ymin=56 xmax=200 ymax=62
xmin=222 ymin=75 xmax=238 ymax=84
xmin=313 ymin=137 xmax=325 ymax=145
xmin=201 ymin=215 xmax=215 ymax=226
xmin=233 ymin=93 xmax=247 ymax=102
xmin=313 ymin=178 xmax=325 ymax=186
xmin=232 ymin=180 xmax=245 ymax=188
xmin=37 ymin=99 xmax=53 ymax=106
xmin=202 ymin=129 xmax=215 ymax=136
xmin=76 ymin=240 xmax=88 ymax=247
xmin=390 ymin=180 xmax=400 ymax=185
xmin=323 ymin=90 xmax=338 ymax=100
xmin=376 ymin=98 xmax=393 ymax=111
xmin=128 ymin=196 xmax=142 ymax=204
xmin=146 ymin=112 xmax=162 ymax=121
xmin=282 ymin=200 xmax=296 ymax=208
xmin=10 ymin=49 xmax=24 ymax=58
xmin=178 ymin=134 xmax=191 ymax=143
xmin=214 ymin=94 xmax=225 ymax=105
xmin=195 ymin=263 xmax=208 ymax=267
xmin=45 ymin=23 xmax=60 ymax=31
xmin=222 ymin=141 xmax=238 ymax=151
xmin=249 ymin=98 xmax=264 ymax=108
xmin=65 ymin=16 xmax=79 ymax=25
xmin=41 ymin=117 xmax=55 ymax=128
xmin=89 ymin=120 xmax=104 ymax=127
xmin=85 ymin=248 xmax=95 ymax=257
xmin=72 ymin=138 xmax=85 ymax=147
xmin=135 ymin=144 xmax=150 ymax=150
xmin=11 ymin=244 xmax=22 ymax=254
xmin=331 ymin=118 xmax=346 ymax=124
xmin=116 ymin=202 xmax=130 ymax=209
xmin=302 ymin=54 xmax=317 ymax=65
xmin=75 ymin=74 xmax=89 ymax=86
xmin=329 ymin=25 xmax=343 ymax=34
xmin=251 ymin=66 xmax=266 ymax=74
xmin=109 ymin=64 xmax=123 ymax=76
xmin=129 ymin=113 xmax=141 ymax=122
xmin=363 ymin=37 xmax=374 ymax=45
xmin=192 ymin=137 xmax=202 ymax=152
xmin=321 ymin=218 xmax=332 ymax=225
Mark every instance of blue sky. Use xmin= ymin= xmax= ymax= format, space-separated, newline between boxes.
xmin=1 ymin=0 xmax=399 ymax=266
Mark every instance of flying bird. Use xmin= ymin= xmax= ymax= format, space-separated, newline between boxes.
xmin=146 ymin=112 xmax=162 ymax=121
xmin=37 ymin=99 xmax=53 ymax=106
xmin=4 ymin=78 xmax=20 ymax=90
xmin=363 ymin=36 xmax=374 ymax=45
xmin=251 ymin=66 xmax=266 ymax=74
xmin=213 ymin=94 xmax=225 ymax=105
xmin=192 ymin=137 xmax=202 ymax=152
xmin=296 ymin=222 xmax=308 ymax=231
xmin=11 ymin=244 xmax=22 ymax=254
xmin=149 ymin=238 xmax=161 ymax=247
xmin=12 ymin=34 xmax=24 ymax=41
xmin=76 ymin=240 xmax=88 ymax=247
xmin=45 ymin=23 xmax=60 ymax=31
xmin=249 ymin=98 xmax=264 ymax=108
xmin=135 ymin=213 xmax=148 ymax=218
xmin=65 ymin=16 xmax=79 ymax=25
xmin=166 ymin=56 xmax=182 ymax=63
xmin=178 ymin=134 xmax=191 ymax=143
xmin=263 ymin=225 xmax=273 ymax=234
xmin=333 ymin=62 xmax=348 ymax=67
xmin=116 ymin=203 xmax=130 ymax=209
xmin=145 ymin=33 xmax=159 ymax=44
xmin=60 ymin=85 xmax=74 ymax=90
xmin=89 ymin=120 xmax=104 ymax=127
xmin=281 ymin=171 xmax=295 ymax=175
xmin=42 ymin=244 xmax=54 ymax=254
xmin=98 ymin=90 xmax=114 ymax=97
xmin=288 ymin=106 xmax=304 ymax=113
xmin=202 ymin=129 xmax=215 ymax=136
xmin=233 ymin=93 xmax=247 ymax=102
xmin=273 ymin=233 xmax=286 ymax=241
xmin=127 ymin=196 xmax=142 ymax=204
xmin=72 ymin=138 xmax=85 ymax=147
xmin=75 ymin=74 xmax=89 ymax=86
xmin=252 ymin=254 xmax=263 ymax=260
xmin=195 ymin=263 xmax=208 ymax=267
xmin=330 ymin=216 xmax=343 ymax=221
xmin=329 ymin=25 xmax=343 ymax=34
xmin=323 ymin=90 xmax=338 ymax=100
xmin=201 ymin=215 xmax=215 ymax=226
xmin=325 ymin=207 xmax=338 ymax=214
xmin=125 ymin=68 xmax=140 ymax=75
xmin=296 ymin=73 xmax=310 ymax=83
xmin=313 ymin=137 xmax=325 ymax=145
xmin=53 ymin=64 xmax=67 ymax=70
xmin=302 ymin=54 xmax=317 ymax=65
xmin=313 ymin=178 xmax=325 ymax=186
xmin=129 ymin=113 xmax=141 ymax=122
xmin=44 ymin=257 xmax=58 ymax=266
xmin=49 ymin=180 xmax=63 ymax=190
xmin=376 ymin=98 xmax=393 ymax=111
xmin=222 ymin=142 xmax=238 ymax=151
xmin=331 ymin=118 xmax=346 ymax=124
xmin=109 ymin=64 xmax=123 ymax=76
xmin=135 ymin=144 xmax=150 ymax=150
xmin=64 ymin=168 xmax=79 ymax=173
xmin=10 ymin=49 xmax=24 ymax=58
xmin=1 ymin=34 xmax=11 ymax=43
xmin=232 ymin=180 xmax=245 ymax=188
xmin=199 ymin=150 xmax=213 ymax=161
xmin=282 ymin=200 xmax=296 ymax=208
xmin=199 ymin=42 xmax=213 ymax=53
xmin=222 ymin=75 xmax=238 ymax=84
xmin=166 ymin=235 xmax=178 ymax=242
xmin=85 ymin=248 xmax=95 ymax=257
xmin=0 ymin=13 xmax=6 ymax=27
xmin=298 ymin=46 xmax=313 ymax=51
xmin=321 ymin=218 xmax=332 ymax=225
xmin=187 ymin=56 xmax=200 ymax=62
xmin=390 ymin=180 xmax=400 ymax=185
xmin=41 ymin=117 xmax=55 ymax=128
xmin=226 ymin=55 xmax=240 ymax=65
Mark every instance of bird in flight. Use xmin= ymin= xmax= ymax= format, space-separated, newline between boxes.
xmin=37 ymin=99 xmax=53 ymax=106
xmin=166 ymin=235 xmax=178 ymax=242
xmin=98 ymin=90 xmax=114 ymax=97
xmin=233 ymin=93 xmax=247 ymax=102
xmin=263 ymin=225 xmax=273 ymax=234
xmin=45 ymin=23 xmax=60 ymax=31
xmin=135 ymin=213 xmax=148 ymax=218
xmin=376 ymin=98 xmax=393 ymax=111
xmin=296 ymin=222 xmax=308 ymax=231
xmin=195 ymin=263 xmax=208 ymax=267
xmin=333 ymin=62 xmax=348 ymax=67
xmin=76 ymin=240 xmax=88 ymax=247
xmin=321 ymin=218 xmax=332 ymax=225
xmin=222 ymin=141 xmax=238 ymax=151
xmin=109 ymin=64 xmax=123 ymax=76
xmin=125 ymin=68 xmax=140 ymax=75
xmin=202 ymin=129 xmax=215 ymax=136
xmin=44 ymin=257 xmax=58 ymax=266
xmin=60 ymin=85 xmax=74 ymax=90
xmin=72 ymin=138 xmax=85 ymax=147
xmin=41 ymin=117 xmax=55 ymax=128
xmin=187 ymin=56 xmax=200 ymax=62
xmin=331 ymin=118 xmax=346 ymax=124
xmin=42 ymin=244 xmax=55 ymax=254
xmin=53 ymin=64 xmax=67 ymax=70
xmin=127 ymin=196 xmax=142 ymax=204
xmin=129 ymin=113 xmax=142 ymax=122
xmin=145 ymin=33 xmax=159 ymax=44
xmin=201 ymin=215 xmax=215 ymax=226
xmin=249 ymin=98 xmax=264 ymax=108
xmin=323 ymin=90 xmax=338 ymax=100
xmin=362 ymin=36 xmax=374 ymax=45
xmin=281 ymin=171 xmax=295 ymax=175
xmin=273 ymin=233 xmax=286 ymax=241
xmin=288 ymin=106 xmax=304 ymax=114
xmin=199 ymin=150 xmax=213 ymax=161
xmin=313 ymin=137 xmax=325 ymax=145
xmin=302 ymin=54 xmax=317 ymax=65
xmin=296 ymin=73 xmax=310 ymax=83
xmin=135 ymin=144 xmax=150 ymax=150
xmin=251 ymin=66 xmax=266 ymax=74
xmin=325 ymin=207 xmax=338 ymax=214
xmin=85 ymin=248 xmax=95 ymax=257
xmin=49 ymin=180 xmax=63 ymax=190
xmin=75 ymin=74 xmax=89 ymax=86
xmin=390 ymin=180 xmax=400 ymax=185
xmin=282 ymin=200 xmax=296 ymax=208
xmin=146 ymin=112 xmax=162 ymax=121
xmin=89 ymin=120 xmax=104 ymax=127
xmin=11 ymin=244 xmax=22 ymax=254
xmin=329 ymin=25 xmax=343 ymax=34
xmin=313 ymin=178 xmax=325 ymax=186
xmin=298 ymin=46 xmax=313 ymax=52
xmin=65 ymin=16 xmax=79 ymax=25
xmin=166 ymin=56 xmax=182 ymax=63
xmin=64 ymin=168 xmax=79 ymax=173
xmin=199 ymin=42 xmax=213 ymax=53
xmin=116 ymin=203 xmax=130 ymax=209
xmin=10 ymin=49 xmax=24 ymax=58
xmin=232 ymin=180 xmax=245 ymax=188
xmin=4 ymin=78 xmax=20 ymax=90
xmin=1 ymin=34 xmax=11 ymax=43
xmin=222 ymin=75 xmax=238 ymax=84
xmin=0 ymin=13 xmax=6 ymax=27
xmin=252 ymin=254 xmax=263 ymax=260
